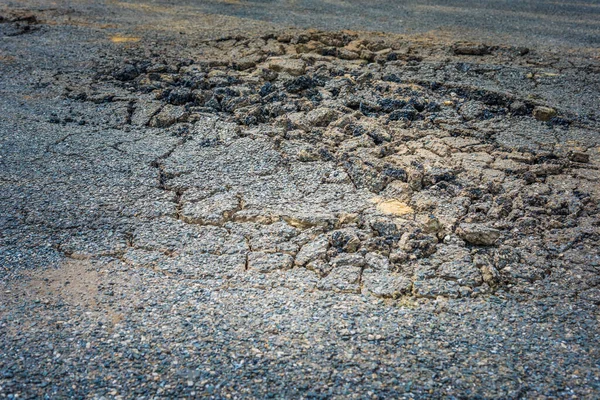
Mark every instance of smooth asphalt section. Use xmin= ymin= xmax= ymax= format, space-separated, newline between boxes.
xmin=144 ymin=0 xmax=600 ymax=48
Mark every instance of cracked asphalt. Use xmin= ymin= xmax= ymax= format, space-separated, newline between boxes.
xmin=1 ymin=0 xmax=600 ymax=398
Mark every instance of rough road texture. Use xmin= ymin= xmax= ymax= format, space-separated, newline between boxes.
xmin=158 ymin=0 xmax=600 ymax=48
xmin=1 ymin=1 xmax=599 ymax=398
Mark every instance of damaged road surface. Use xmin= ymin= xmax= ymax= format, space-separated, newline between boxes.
xmin=1 ymin=1 xmax=599 ymax=398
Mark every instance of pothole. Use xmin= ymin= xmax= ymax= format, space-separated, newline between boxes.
xmin=58 ymin=29 xmax=600 ymax=300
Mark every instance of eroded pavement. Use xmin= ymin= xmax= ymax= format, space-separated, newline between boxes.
xmin=1 ymin=3 xmax=600 ymax=398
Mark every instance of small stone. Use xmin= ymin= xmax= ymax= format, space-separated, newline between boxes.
xmin=568 ymin=151 xmax=589 ymax=163
xmin=305 ymin=259 xmax=333 ymax=277
xmin=167 ymin=87 xmax=193 ymax=105
xmin=362 ymin=272 xmax=411 ymax=298
xmin=481 ymin=265 xmax=500 ymax=285
xmin=417 ymin=214 xmax=442 ymax=234
xmin=369 ymin=217 xmax=400 ymax=237
xmin=365 ymin=252 xmax=391 ymax=271
xmin=295 ymin=40 xmax=323 ymax=54
xmin=267 ymin=57 xmax=306 ymax=76
xmin=297 ymin=148 xmax=319 ymax=162
xmin=398 ymin=231 xmax=437 ymax=257
xmin=317 ymin=265 xmax=362 ymax=293
xmin=412 ymin=278 xmax=459 ymax=298
xmin=329 ymin=253 xmax=365 ymax=268
xmin=438 ymin=260 xmax=482 ymax=286
xmin=460 ymin=100 xmax=486 ymax=121
xmin=452 ymin=43 xmax=490 ymax=56
xmin=330 ymin=229 xmax=361 ymax=253
xmin=180 ymin=192 xmax=240 ymax=225
xmin=305 ymin=107 xmax=341 ymax=127
xmin=113 ymin=64 xmax=139 ymax=81
xmin=248 ymin=252 xmax=294 ymax=272
xmin=233 ymin=57 xmax=257 ymax=71
xmin=532 ymin=106 xmax=557 ymax=121
xmin=337 ymin=48 xmax=359 ymax=60
xmin=149 ymin=105 xmax=189 ymax=128
xmin=359 ymin=50 xmax=375 ymax=61
xmin=456 ymin=223 xmax=501 ymax=246
xmin=389 ymin=249 xmax=408 ymax=265
xmin=131 ymin=100 xmax=163 ymax=126
xmin=295 ymin=235 xmax=329 ymax=266
xmin=375 ymin=199 xmax=414 ymax=216
xmin=509 ymin=101 xmax=528 ymax=115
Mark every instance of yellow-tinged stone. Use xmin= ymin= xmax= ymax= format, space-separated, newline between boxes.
xmin=532 ymin=106 xmax=557 ymax=121
xmin=0 ymin=55 xmax=16 ymax=63
xmin=110 ymin=35 xmax=141 ymax=43
xmin=342 ymin=74 xmax=356 ymax=84
xmin=337 ymin=213 xmax=359 ymax=225
xmin=539 ymin=72 xmax=559 ymax=77
xmin=371 ymin=198 xmax=414 ymax=216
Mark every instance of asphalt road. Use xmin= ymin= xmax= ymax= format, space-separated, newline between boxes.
xmin=1 ymin=0 xmax=600 ymax=398
xmin=150 ymin=0 xmax=600 ymax=47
